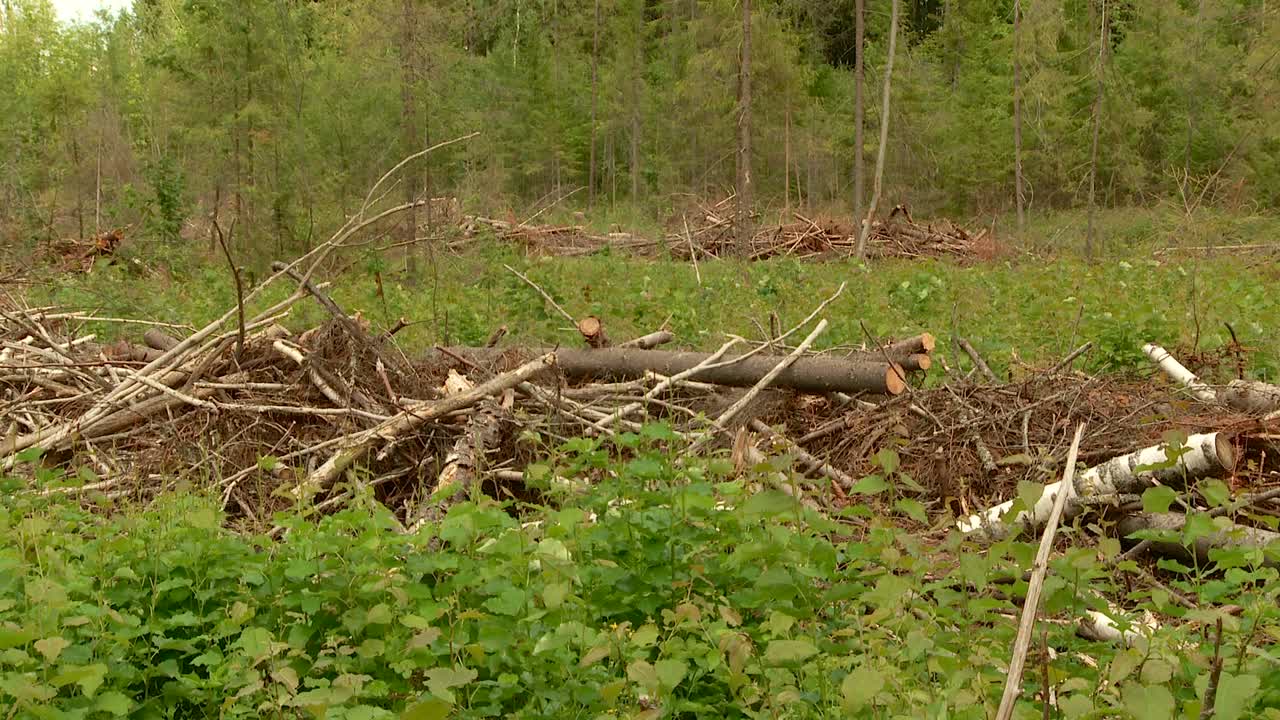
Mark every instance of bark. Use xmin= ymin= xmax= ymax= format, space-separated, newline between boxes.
xmin=400 ymin=0 xmax=421 ymax=275
xmin=298 ymin=353 xmax=556 ymax=498
xmin=1013 ymin=0 xmax=1026 ymax=232
xmin=1143 ymin=342 xmax=1218 ymax=403
xmin=1220 ymin=380 xmax=1280 ymax=414
xmin=563 ymin=345 xmax=911 ymax=392
xmin=630 ymin=0 xmax=642 ymax=202
xmin=735 ymin=0 xmax=753 ymax=257
xmin=439 ymin=346 xmax=908 ymax=395
xmin=617 ymin=330 xmax=675 ymax=349
xmin=959 ymin=432 xmax=1235 ymax=539
xmin=143 ymin=330 xmax=181 ymax=352
xmin=854 ymin=0 xmax=900 ymax=259
xmin=853 ymin=0 xmax=865 ymax=220
xmin=588 ymin=0 xmax=600 ymax=209
xmin=1085 ymin=0 xmax=1108 ymax=259
xmin=1117 ymin=513 xmax=1279 ymax=569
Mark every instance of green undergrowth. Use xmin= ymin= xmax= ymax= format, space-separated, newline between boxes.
xmin=28 ymin=230 xmax=1280 ymax=383
xmin=3 ymin=431 xmax=1280 ymax=718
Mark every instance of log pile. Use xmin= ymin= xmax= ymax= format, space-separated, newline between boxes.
xmin=459 ymin=202 xmax=992 ymax=262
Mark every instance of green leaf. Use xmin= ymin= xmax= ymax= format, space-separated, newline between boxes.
xmin=51 ymin=663 xmax=107 ymax=697
xmin=627 ymin=659 xmax=659 ymax=692
xmin=579 ymin=644 xmax=611 ymax=668
xmin=631 ymin=624 xmax=660 ymax=648
xmin=401 ymin=697 xmax=453 ymax=720
xmin=875 ymin=448 xmax=900 ymax=475
xmin=1122 ymin=683 xmax=1175 ymax=720
xmin=425 ymin=666 xmax=478 ymax=704
xmin=654 ymin=659 xmax=687 ymax=689
xmin=851 ymin=474 xmax=887 ymax=495
xmin=1214 ymin=673 xmax=1261 ymax=720
xmin=366 ymin=603 xmax=393 ymax=625
xmin=1017 ymin=481 xmax=1046 ymax=512
xmin=542 ymin=582 xmax=569 ymax=609
xmin=1199 ymin=479 xmax=1232 ymax=509
xmin=95 ymin=691 xmax=132 ymax=715
xmin=1182 ymin=512 xmax=1218 ymax=545
xmin=1142 ymin=485 xmax=1178 ymax=513
xmin=484 ymin=587 xmax=525 ymax=616
xmin=764 ymin=639 xmax=817 ymax=665
xmin=841 ymin=665 xmax=886 ymax=711
xmin=894 ymin=498 xmax=927 ymax=523
xmin=34 ymin=636 xmax=69 ymax=662
xmin=741 ymin=490 xmax=797 ymax=517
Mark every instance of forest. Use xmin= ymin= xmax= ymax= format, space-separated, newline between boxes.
xmin=3 ymin=0 xmax=1280 ymax=718
xmin=1 ymin=0 xmax=1277 ymax=256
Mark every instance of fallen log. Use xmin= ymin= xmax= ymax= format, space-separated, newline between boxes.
xmin=958 ymin=432 xmax=1236 ymax=539
xmin=1143 ymin=343 xmax=1217 ymax=403
xmin=618 ymin=330 xmax=675 ymax=350
xmin=1220 ymin=380 xmax=1280 ymax=414
xmin=1117 ymin=512 xmax=1280 ymax=569
xmin=555 ymin=348 xmax=906 ymax=396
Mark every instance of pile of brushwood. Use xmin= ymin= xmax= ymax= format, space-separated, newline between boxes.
xmin=3 ymin=262 xmax=1278 ymax=569
xmin=459 ymin=199 xmax=992 ymax=261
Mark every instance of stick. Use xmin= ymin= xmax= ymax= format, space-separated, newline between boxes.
xmin=504 ymin=264 xmax=576 ymax=325
xmin=748 ymin=419 xmax=854 ymax=489
xmin=1200 ymin=618 xmax=1224 ymax=719
xmin=959 ymin=337 xmax=999 ymax=384
xmin=995 ymin=423 xmax=1085 ymax=720
xmin=213 ymin=216 xmax=246 ymax=360
xmin=296 ymin=353 xmax=556 ymax=498
xmin=618 ymin=330 xmax=675 ymax=349
xmin=1046 ymin=342 xmax=1093 ymax=375
xmin=683 ymin=216 xmax=701 ymax=286
xmin=701 ymin=318 xmax=828 ymax=437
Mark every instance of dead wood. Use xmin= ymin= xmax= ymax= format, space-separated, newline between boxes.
xmin=618 ymin=330 xmax=674 ymax=349
xmin=1117 ymin=512 xmax=1279 ymax=569
xmin=577 ymin=315 xmax=609 ymax=348
xmin=553 ymin=347 xmax=906 ymax=395
xmin=1220 ymin=379 xmax=1280 ymax=414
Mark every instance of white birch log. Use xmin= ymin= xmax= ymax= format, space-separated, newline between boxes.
xmin=958 ymin=432 xmax=1234 ymax=539
xmin=1116 ymin=512 xmax=1280 ymax=569
xmin=1143 ymin=343 xmax=1217 ymax=403
xmin=1220 ymin=380 xmax=1280 ymax=414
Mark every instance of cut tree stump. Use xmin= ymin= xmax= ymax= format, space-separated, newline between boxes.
xmin=577 ymin=316 xmax=609 ymax=348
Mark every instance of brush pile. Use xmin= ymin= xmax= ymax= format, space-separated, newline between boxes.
xmin=3 ymin=277 xmax=1278 ymax=555
xmin=460 ymin=200 xmax=993 ymax=262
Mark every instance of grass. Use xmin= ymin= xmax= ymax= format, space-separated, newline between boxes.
xmin=5 ymin=205 xmax=1280 ymax=717
xmin=29 ymin=210 xmax=1280 ymax=383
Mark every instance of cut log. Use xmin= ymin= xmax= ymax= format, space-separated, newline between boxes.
xmin=882 ymin=332 xmax=935 ymax=356
xmin=1117 ymin=512 xmax=1279 ymax=569
xmin=958 ymin=432 xmax=1235 ymax=539
xmin=847 ymin=351 xmax=930 ymax=372
xmin=618 ymin=330 xmax=675 ymax=349
xmin=435 ymin=346 xmax=906 ymax=395
xmin=554 ymin=347 xmax=905 ymax=395
xmin=1220 ymin=380 xmax=1280 ymax=414
xmin=142 ymin=329 xmax=181 ymax=352
xmin=1143 ymin=343 xmax=1217 ymax=403
xmin=577 ymin=315 xmax=609 ymax=348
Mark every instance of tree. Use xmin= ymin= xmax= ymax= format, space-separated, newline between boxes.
xmin=852 ymin=0 xmax=864 ymax=220
xmin=1085 ymin=0 xmax=1109 ymax=259
xmin=854 ymin=0 xmax=899 ymax=259
xmin=1012 ymin=0 xmax=1025 ymax=231
xmin=735 ymin=0 xmax=752 ymax=256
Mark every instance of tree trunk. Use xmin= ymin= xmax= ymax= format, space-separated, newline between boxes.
xmin=853 ymin=0 xmax=865 ymax=221
xmin=1085 ymin=0 xmax=1108 ymax=260
xmin=630 ymin=0 xmax=642 ymax=203
xmin=854 ymin=0 xmax=899 ymax=259
xmin=400 ymin=0 xmax=421 ymax=277
xmin=588 ymin=0 xmax=600 ymax=210
xmin=438 ymin=347 xmax=909 ymax=396
xmin=1013 ymin=0 xmax=1026 ymax=232
xmin=735 ymin=0 xmax=753 ymax=257
xmin=784 ymin=105 xmax=792 ymax=213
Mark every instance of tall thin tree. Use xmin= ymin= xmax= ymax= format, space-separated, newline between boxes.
xmin=853 ymin=0 xmax=865 ymax=220
xmin=588 ymin=0 xmax=600 ymax=209
xmin=400 ymin=0 xmax=421 ymax=276
xmin=1085 ymin=0 xmax=1108 ymax=259
xmin=735 ymin=0 xmax=753 ymax=256
xmin=854 ymin=0 xmax=900 ymax=259
xmin=1013 ymin=0 xmax=1025 ymax=232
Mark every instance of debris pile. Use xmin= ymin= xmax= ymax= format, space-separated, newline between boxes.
xmin=461 ymin=201 xmax=993 ymax=262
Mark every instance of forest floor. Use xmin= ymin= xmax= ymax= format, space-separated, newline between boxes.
xmin=2 ymin=206 xmax=1280 ymax=718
